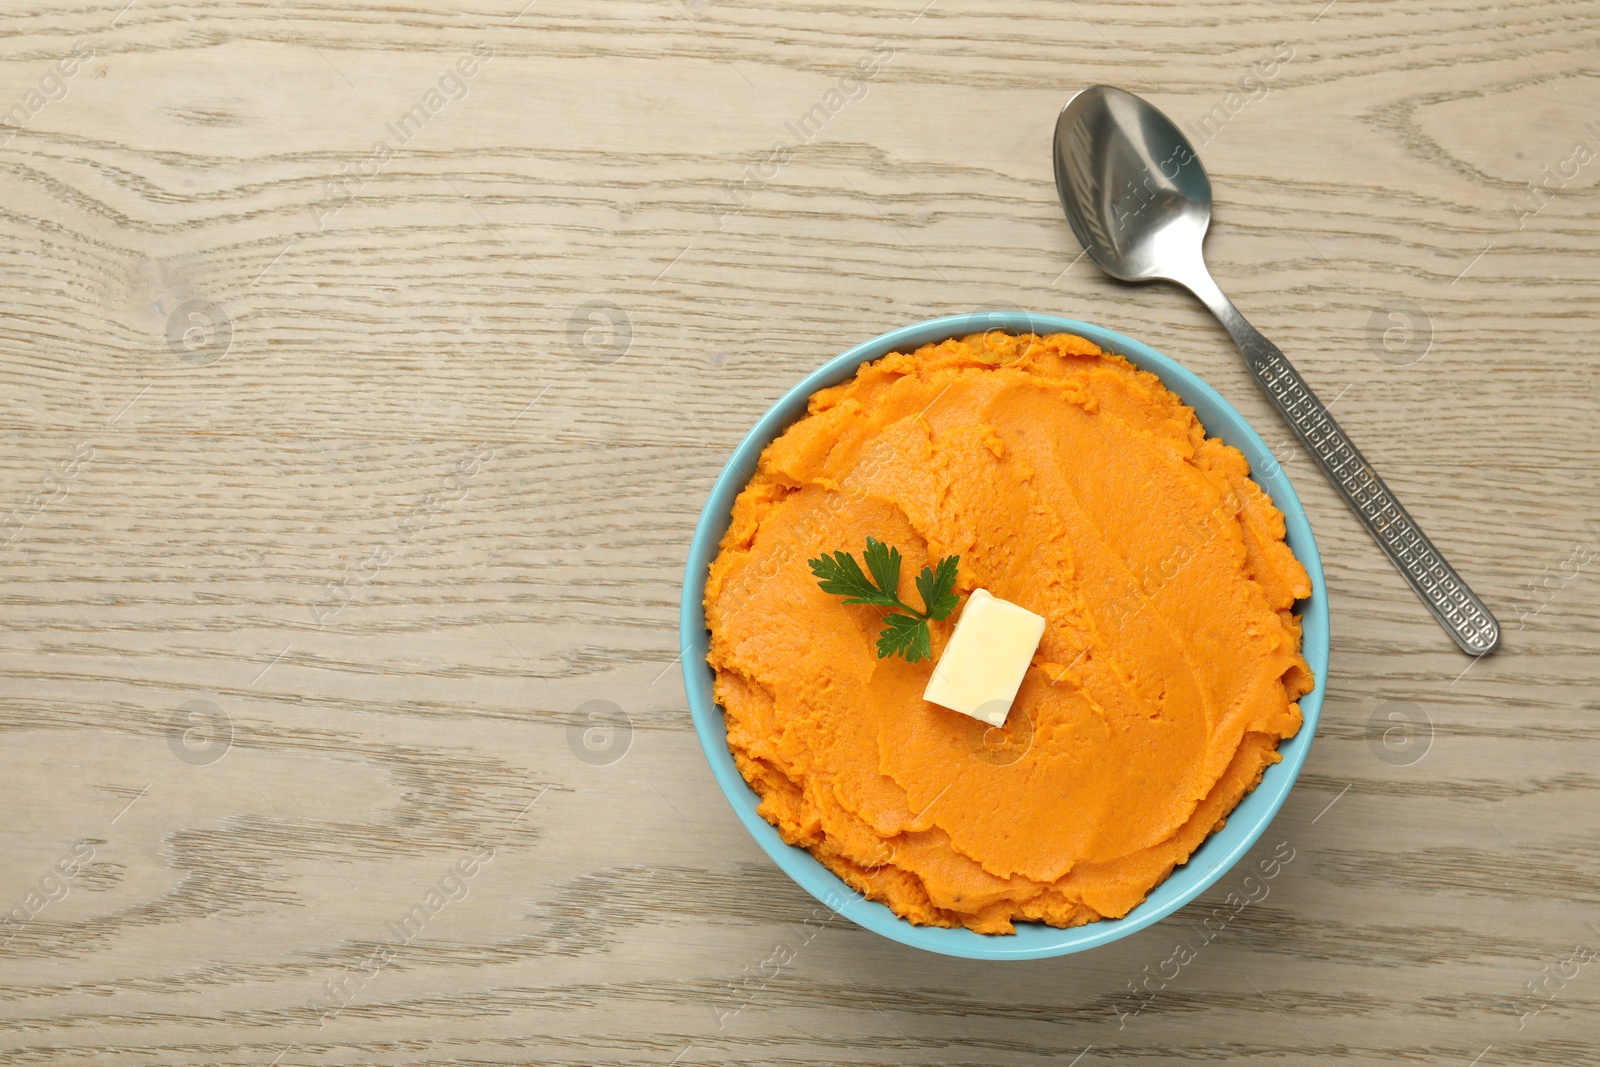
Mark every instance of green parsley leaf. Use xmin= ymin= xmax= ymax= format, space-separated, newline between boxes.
xmin=862 ymin=536 xmax=902 ymax=601
xmin=808 ymin=539 xmax=963 ymax=662
xmin=916 ymin=554 xmax=961 ymax=621
xmin=808 ymin=549 xmax=895 ymax=607
xmin=877 ymin=610 xmax=933 ymax=663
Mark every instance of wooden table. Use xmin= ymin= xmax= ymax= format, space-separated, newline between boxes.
xmin=2 ymin=2 xmax=1597 ymax=1063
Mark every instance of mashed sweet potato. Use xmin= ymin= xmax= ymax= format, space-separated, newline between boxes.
xmin=703 ymin=332 xmax=1314 ymax=934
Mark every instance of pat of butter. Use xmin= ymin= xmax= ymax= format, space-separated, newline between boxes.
xmin=922 ymin=588 xmax=1046 ymax=727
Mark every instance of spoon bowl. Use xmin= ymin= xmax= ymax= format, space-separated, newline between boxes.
xmin=1054 ymin=85 xmax=1213 ymax=286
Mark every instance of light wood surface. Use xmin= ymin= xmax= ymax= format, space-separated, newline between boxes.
xmin=2 ymin=1 xmax=1598 ymax=1064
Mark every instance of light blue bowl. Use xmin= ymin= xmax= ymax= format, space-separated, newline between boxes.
xmin=679 ymin=313 xmax=1328 ymax=960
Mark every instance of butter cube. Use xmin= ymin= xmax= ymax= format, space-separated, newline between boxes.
xmin=922 ymin=588 xmax=1046 ymax=727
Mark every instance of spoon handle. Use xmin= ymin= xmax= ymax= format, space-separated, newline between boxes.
xmin=1226 ymin=322 xmax=1500 ymax=655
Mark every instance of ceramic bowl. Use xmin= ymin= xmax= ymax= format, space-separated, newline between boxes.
xmin=679 ymin=312 xmax=1328 ymax=960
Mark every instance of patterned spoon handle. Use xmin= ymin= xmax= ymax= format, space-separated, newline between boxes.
xmin=1235 ymin=324 xmax=1500 ymax=655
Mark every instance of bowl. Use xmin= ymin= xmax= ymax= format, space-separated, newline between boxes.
xmin=679 ymin=312 xmax=1329 ymax=960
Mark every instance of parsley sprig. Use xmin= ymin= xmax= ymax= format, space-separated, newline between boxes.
xmin=807 ymin=537 xmax=961 ymax=663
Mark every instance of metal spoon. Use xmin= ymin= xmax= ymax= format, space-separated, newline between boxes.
xmin=1053 ymin=85 xmax=1499 ymax=656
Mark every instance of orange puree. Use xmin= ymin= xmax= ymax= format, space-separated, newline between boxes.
xmin=704 ymin=332 xmax=1314 ymax=934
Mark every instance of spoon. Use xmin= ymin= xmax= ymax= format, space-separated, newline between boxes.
xmin=1052 ymin=85 xmax=1499 ymax=656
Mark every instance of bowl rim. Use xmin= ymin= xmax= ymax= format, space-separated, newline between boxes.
xmin=678 ymin=312 xmax=1329 ymax=960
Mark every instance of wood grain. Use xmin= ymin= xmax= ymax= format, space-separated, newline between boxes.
xmin=1 ymin=0 xmax=1597 ymax=1063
